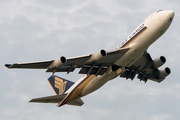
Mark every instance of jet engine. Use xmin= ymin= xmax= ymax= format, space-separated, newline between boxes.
xmin=86 ymin=49 xmax=107 ymax=63
xmin=159 ymin=67 xmax=171 ymax=79
xmin=153 ymin=56 xmax=166 ymax=68
xmin=48 ymin=56 xmax=67 ymax=69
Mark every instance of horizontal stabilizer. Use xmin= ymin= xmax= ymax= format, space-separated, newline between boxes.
xmin=29 ymin=94 xmax=67 ymax=103
xmin=67 ymin=98 xmax=84 ymax=106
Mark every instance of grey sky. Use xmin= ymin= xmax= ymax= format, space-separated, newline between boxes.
xmin=1 ymin=0 xmax=180 ymax=120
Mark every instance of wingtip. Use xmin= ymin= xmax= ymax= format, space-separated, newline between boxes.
xmin=4 ymin=64 xmax=12 ymax=69
xmin=29 ymin=99 xmax=36 ymax=102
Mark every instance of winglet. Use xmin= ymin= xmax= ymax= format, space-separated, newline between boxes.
xmin=4 ymin=64 xmax=12 ymax=69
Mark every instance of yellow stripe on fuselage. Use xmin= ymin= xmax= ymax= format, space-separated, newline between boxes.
xmin=122 ymin=27 xmax=148 ymax=48
xmin=62 ymin=75 xmax=96 ymax=105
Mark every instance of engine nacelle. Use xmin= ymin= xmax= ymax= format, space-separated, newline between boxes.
xmin=48 ymin=56 xmax=67 ymax=68
xmin=159 ymin=67 xmax=171 ymax=79
xmin=153 ymin=56 xmax=166 ymax=68
xmin=87 ymin=49 xmax=107 ymax=63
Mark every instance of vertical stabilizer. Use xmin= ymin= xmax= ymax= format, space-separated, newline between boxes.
xmin=48 ymin=75 xmax=74 ymax=95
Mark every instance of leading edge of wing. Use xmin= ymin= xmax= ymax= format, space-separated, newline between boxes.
xmin=93 ymin=47 xmax=130 ymax=65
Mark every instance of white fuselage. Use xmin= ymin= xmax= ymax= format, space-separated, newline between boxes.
xmin=61 ymin=10 xmax=174 ymax=106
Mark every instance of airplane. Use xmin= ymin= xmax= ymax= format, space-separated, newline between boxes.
xmin=5 ymin=10 xmax=174 ymax=107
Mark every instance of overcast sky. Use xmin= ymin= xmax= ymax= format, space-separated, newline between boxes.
xmin=1 ymin=0 xmax=180 ymax=120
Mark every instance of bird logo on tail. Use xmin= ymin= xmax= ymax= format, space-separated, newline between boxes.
xmin=54 ymin=77 xmax=67 ymax=94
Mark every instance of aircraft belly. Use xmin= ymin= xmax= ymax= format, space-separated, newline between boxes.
xmin=81 ymin=72 xmax=120 ymax=96
xmin=81 ymin=76 xmax=106 ymax=96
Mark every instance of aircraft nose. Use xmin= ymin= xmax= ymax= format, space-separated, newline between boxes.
xmin=167 ymin=10 xmax=174 ymax=21
xmin=164 ymin=10 xmax=175 ymax=22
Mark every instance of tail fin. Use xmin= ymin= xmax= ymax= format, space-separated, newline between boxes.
xmin=48 ymin=75 xmax=74 ymax=95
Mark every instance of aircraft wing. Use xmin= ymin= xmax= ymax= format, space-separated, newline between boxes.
xmin=5 ymin=47 xmax=130 ymax=75
xmin=120 ymin=51 xmax=171 ymax=83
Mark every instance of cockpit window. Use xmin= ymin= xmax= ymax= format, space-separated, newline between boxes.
xmin=156 ymin=10 xmax=163 ymax=13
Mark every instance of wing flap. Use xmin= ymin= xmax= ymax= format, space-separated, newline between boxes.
xmin=46 ymin=66 xmax=76 ymax=72
xmin=79 ymin=66 xmax=107 ymax=75
xmin=29 ymin=94 xmax=67 ymax=103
